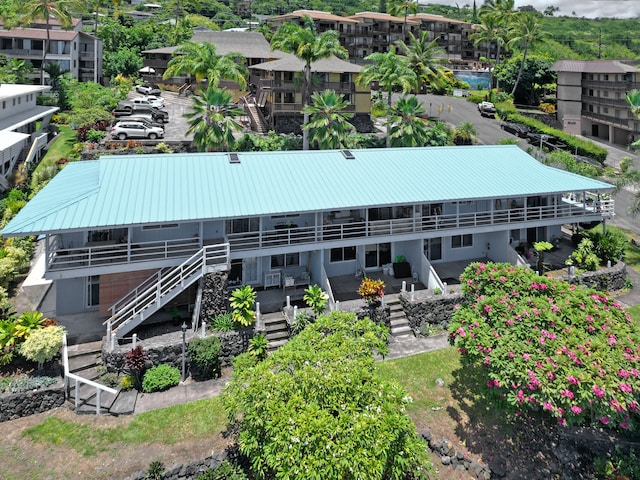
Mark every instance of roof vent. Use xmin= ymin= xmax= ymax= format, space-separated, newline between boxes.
xmin=228 ymin=152 xmax=240 ymax=164
xmin=341 ymin=149 xmax=355 ymax=159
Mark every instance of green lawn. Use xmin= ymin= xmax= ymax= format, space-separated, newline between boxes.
xmin=23 ymin=396 xmax=228 ymax=457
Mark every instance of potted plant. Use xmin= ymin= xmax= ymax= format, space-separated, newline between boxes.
xmin=392 ymin=255 xmax=411 ymax=278
xmin=357 ymin=278 xmax=385 ymax=306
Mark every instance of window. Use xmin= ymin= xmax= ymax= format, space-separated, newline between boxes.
xmin=141 ymin=223 xmax=179 ymax=230
xmin=271 ymin=253 xmax=299 ymax=269
xmin=87 ymin=275 xmax=100 ymax=308
xmin=451 ymin=234 xmax=472 ymax=248
xmin=331 ymin=246 xmax=356 ymax=262
xmin=226 ymin=218 xmax=259 ymax=234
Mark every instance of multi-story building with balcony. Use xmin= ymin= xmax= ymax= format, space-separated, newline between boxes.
xmin=0 ymin=18 xmax=102 ymax=84
xmin=2 ymin=145 xmax=614 ymax=340
xmin=249 ymin=53 xmax=372 ymax=133
xmin=0 ymin=84 xmax=58 ymax=191
xmin=554 ymin=59 xmax=640 ymax=146
xmin=344 ymin=12 xmax=419 ymax=62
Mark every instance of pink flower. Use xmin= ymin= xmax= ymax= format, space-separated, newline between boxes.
xmin=557 ymin=417 xmax=566 ymax=426
xmin=621 ymin=422 xmax=629 ymax=430
xmin=619 ymin=383 xmax=633 ymax=394
xmin=561 ymin=389 xmax=574 ymax=400
xmin=608 ymin=334 xmax=617 ymax=346
xmin=592 ymin=385 xmax=605 ymax=398
xmin=570 ymin=406 xmax=582 ymax=414
xmin=618 ymin=369 xmax=630 ymax=378
xmin=484 ymin=304 xmax=492 ymax=313
xmin=522 ymin=353 xmax=530 ymax=361
xmin=543 ymin=402 xmax=554 ymax=411
xmin=567 ymin=375 xmax=579 ymax=385
xmin=601 ymin=416 xmax=610 ymax=425
xmin=456 ymin=327 xmax=466 ymax=338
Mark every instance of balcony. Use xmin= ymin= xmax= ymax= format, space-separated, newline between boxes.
xmin=582 ymin=110 xmax=630 ymax=128
xmin=45 ymin=199 xmax=612 ymax=275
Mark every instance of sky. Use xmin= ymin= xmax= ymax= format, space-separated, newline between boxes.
xmin=420 ymin=0 xmax=640 ymax=19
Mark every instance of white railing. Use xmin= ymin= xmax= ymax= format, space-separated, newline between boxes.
xmin=108 ymin=267 xmax=171 ymax=317
xmin=62 ymin=335 xmax=117 ymax=415
xmin=320 ymin=265 xmax=337 ymax=311
xmin=507 ymin=245 xmax=531 ymax=268
xmin=49 ymin=237 xmax=202 ymax=272
xmin=191 ymin=280 xmax=203 ymax=331
xmin=105 ymin=244 xmax=229 ymax=339
xmin=421 ymin=254 xmax=445 ymax=292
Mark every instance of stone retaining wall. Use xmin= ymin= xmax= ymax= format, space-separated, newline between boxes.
xmin=0 ymin=381 xmax=65 ymax=423
xmin=123 ymin=452 xmax=229 ymax=480
xmin=399 ymin=291 xmax=463 ymax=335
xmin=568 ymin=261 xmax=627 ymax=292
xmin=103 ymin=328 xmax=254 ymax=373
xmin=199 ymin=271 xmax=229 ymax=325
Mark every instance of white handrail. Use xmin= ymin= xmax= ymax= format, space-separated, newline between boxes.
xmin=320 ymin=265 xmax=336 ymax=310
xmin=62 ymin=335 xmax=117 ymax=415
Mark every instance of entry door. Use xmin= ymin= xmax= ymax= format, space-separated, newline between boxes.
xmin=365 ymin=243 xmax=391 ymax=268
xmin=243 ymin=257 xmax=258 ymax=284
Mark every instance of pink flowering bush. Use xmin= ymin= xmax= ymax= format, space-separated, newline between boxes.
xmin=449 ymin=262 xmax=640 ymax=431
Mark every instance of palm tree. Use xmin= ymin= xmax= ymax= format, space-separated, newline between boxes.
xmin=625 ymin=89 xmax=640 ymax=117
xmin=163 ymin=41 xmax=248 ymax=90
xmin=302 ymin=90 xmax=354 ymax=150
xmin=508 ymin=12 xmax=546 ymax=96
xmin=21 ymin=0 xmax=78 ymax=85
xmin=270 ymin=16 xmax=348 ymax=151
xmin=185 ymin=84 xmax=244 ymax=152
xmin=453 ymin=122 xmax=477 ymax=145
xmin=387 ymin=0 xmax=418 ymax=36
xmin=472 ymin=0 xmax=516 ymax=91
xmin=395 ymin=31 xmax=448 ymax=94
xmin=386 ymin=95 xmax=429 ymax=147
xmin=357 ymin=48 xmax=416 ymax=147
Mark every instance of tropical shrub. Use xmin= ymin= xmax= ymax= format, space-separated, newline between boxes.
xmin=210 ymin=312 xmax=236 ymax=332
xmin=14 ymin=311 xmax=48 ymax=339
xmin=585 ymin=228 xmax=627 ymax=265
xmin=0 ymin=374 xmax=57 ymax=393
xmin=229 ymin=285 xmax=256 ymax=327
xmin=19 ymin=325 xmax=65 ymax=369
xmin=120 ymin=374 xmax=135 ymax=391
xmin=124 ymin=346 xmax=147 ymax=390
xmin=142 ymin=364 xmax=180 ymax=393
xmin=303 ymin=284 xmax=329 ymax=316
xmin=569 ymin=238 xmax=600 ymax=272
xmin=357 ymin=278 xmax=385 ymax=304
xmin=449 ymin=262 xmax=640 ymax=431
xmin=225 ymin=311 xmax=431 ymax=479
xmin=188 ymin=336 xmax=222 ymax=380
xmin=194 ymin=460 xmax=248 ymax=480
xmin=290 ymin=311 xmax=313 ymax=336
xmin=246 ymin=333 xmax=268 ymax=361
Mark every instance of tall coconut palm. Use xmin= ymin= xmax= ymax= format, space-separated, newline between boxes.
xmin=302 ymin=90 xmax=354 ymax=150
xmin=395 ymin=31 xmax=448 ymax=94
xmin=270 ymin=16 xmax=348 ymax=151
xmin=508 ymin=12 xmax=546 ymax=96
xmin=21 ymin=0 xmax=78 ymax=85
xmin=185 ymin=84 xmax=244 ymax=152
xmin=387 ymin=0 xmax=418 ymax=36
xmin=386 ymin=95 xmax=429 ymax=147
xmin=163 ymin=41 xmax=248 ymax=90
xmin=357 ymin=48 xmax=416 ymax=147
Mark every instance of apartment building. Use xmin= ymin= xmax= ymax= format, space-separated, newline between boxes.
xmin=2 ymin=146 xmax=614 ymax=339
xmin=0 ymin=84 xmax=58 ymax=191
xmin=0 ymin=18 xmax=102 ymax=84
xmin=554 ymin=59 xmax=640 ymax=146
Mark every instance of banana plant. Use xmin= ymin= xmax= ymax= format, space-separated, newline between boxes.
xmin=303 ymin=284 xmax=329 ymax=316
xmin=229 ymin=285 xmax=256 ymax=327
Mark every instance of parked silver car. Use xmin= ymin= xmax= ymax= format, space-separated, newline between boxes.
xmin=111 ymin=121 xmax=164 ymax=140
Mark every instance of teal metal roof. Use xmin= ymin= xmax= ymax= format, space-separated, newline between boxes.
xmin=2 ymin=145 xmax=614 ymax=236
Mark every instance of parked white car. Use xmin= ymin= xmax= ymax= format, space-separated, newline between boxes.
xmin=111 ymin=121 xmax=164 ymax=140
xmin=143 ymin=95 xmax=165 ymax=107
xmin=127 ymin=97 xmax=164 ymax=109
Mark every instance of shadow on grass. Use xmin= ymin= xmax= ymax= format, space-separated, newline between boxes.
xmin=447 ymin=363 xmax=562 ymax=479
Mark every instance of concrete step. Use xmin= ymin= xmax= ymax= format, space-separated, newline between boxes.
xmin=265 ymin=330 xmax=289 ymax=342
xmin=67 ymin=353 xmax=101 ymax=373
xmin=268 ymin=338 xmax=288 ymax=350
xmin=70 ymin=385 xmax=119 ymax=415
xmin=391 ymin=325 xmax=414 ymax=337
xmin=264 ymin=321 xmax=288 ymax=333
xmin=67 ymin=340 xmax=103 ymax=355
xmin=390 ymin=318 xmax=409 ymax=327
xmin=109 ymin=390 xmax=137 ymax=416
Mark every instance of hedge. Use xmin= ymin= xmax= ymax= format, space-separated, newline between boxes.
xmin=501 ymin=112 xmax=608 ymax=163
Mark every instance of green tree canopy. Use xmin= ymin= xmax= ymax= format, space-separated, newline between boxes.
xmin=395 ymin=31 xmax=448 ymax=94
xmin=302 ymin=89 xmax=354 ymax=150
xmin=386 ymin=95 xmax=430 ymax=147
xmin=225 ymin=311 xmax=432 ymax=479
xmin=185 ymin=84 xmax=244 ymax=152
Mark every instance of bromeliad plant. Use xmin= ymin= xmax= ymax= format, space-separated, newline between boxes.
xmin=449 ymin=262 xmax=640 ymax=431
xmin=357 ymin=278 xmax=385 ymax=305
xmin=229 ymin=285 xmax=256 ymax=327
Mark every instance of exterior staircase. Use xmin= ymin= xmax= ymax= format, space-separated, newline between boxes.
xmin=106 ymin=244 xmax=229 ymax=340
xmin=387 ymin=296 xmax=414 ymax=338
xmin=245 ymin=101 xmax=268 ymax=134
xmin=263 ymin=312 xmax=289 ymax=351
xmin=66 ymin=340 xmax=137 ymax=415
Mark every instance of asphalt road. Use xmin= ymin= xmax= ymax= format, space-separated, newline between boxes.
xmin=412 ymin=93 xmax=640 ymax=237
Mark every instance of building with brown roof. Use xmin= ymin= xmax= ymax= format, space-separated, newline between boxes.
xmin=0 ymin=18 xmax=102 ymax=84
xmin=554 ymin=59 xmax=640 ymax=146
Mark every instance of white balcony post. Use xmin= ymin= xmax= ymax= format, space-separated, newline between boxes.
xmin=132 ymin=334 xmax=137 ymax=349
xmin=96 ymin=388 xmax=102 ymax=415
xmin=201 ymin=320 xmax=206 ymax=338
xmin=401 ymin=281 xmax=406 ymax=293
xmin=443 ymin=282 xmax=448 ymax=295
xmin=110 ymin=335 xmax=115 ymax=352
xmin=106 ymin=320 xmax=111 ymax=344
xmin=256 ymin=302 xmax=262 ymax=330
xmin=335 ymin=300 xmax=340 ymax=311
xmin=286 ymin=296 xmax=291 ymax=308
xmin=411 ymin=284 xmax=415 ymax=301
